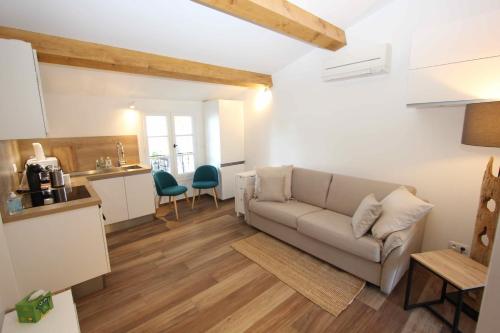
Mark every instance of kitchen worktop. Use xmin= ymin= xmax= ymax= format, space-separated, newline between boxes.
xmin=1 ymin=164 xmax=151 ymax=223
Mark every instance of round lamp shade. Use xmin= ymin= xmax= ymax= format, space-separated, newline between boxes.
xmin=462 ymin=101 xmax=500 ymax=148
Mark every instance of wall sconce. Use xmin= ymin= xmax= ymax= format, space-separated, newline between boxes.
xmin=255 ymin=87 xmax=272 ymax=111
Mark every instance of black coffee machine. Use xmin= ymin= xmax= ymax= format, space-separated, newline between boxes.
xmin=26 ymin=164 xmax=46 ymax=206
xmin=26 ymin=164 xmax=45 ymax=191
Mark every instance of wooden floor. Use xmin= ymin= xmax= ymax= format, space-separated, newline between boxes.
xmin=76 ymin=196 xmax=477 ymax=333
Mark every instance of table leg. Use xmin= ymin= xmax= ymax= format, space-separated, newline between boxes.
xmin=440 ymin=280 xmax=448 ymax=303
xmin=404 ymin=257 xmax=415 ymax=310
xmin=452 ymin=290 xmax=464 ymax=333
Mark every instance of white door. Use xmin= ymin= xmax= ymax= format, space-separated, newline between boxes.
xmin=144 ymin=113 xmax=197 ymax=178
xmin=171 ymin=113 xmax=196 ymax=177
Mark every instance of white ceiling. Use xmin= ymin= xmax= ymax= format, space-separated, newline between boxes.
xmin=0 ymin=0 xmax=391 ymax=74
xmin=0 ymin=0 xmax=392 ymax=100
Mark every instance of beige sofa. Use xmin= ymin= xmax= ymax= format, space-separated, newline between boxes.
xmin=244 ymin=167 xmax=427 ymax=294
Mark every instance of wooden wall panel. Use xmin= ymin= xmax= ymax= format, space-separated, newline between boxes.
xmin=16 ymin=135 xmax=140 ymax=173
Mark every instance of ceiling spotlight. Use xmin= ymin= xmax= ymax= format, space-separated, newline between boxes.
xmin=128 ymin=102 xmax=136 ymax=109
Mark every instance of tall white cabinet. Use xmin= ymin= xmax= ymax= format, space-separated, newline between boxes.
xmin=0 ymin=38 xmax=48 ymax=139
xmin=203 ymin=100 xmax=245 ymax=200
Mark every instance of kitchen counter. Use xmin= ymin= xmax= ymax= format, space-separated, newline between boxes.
xmin=1 ymin=164 xmax=151 ymax=223
xmin=79 ymin=164 xmax=152 ymax=181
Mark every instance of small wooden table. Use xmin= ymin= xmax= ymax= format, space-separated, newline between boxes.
xmin=404 ymin=249 xmax=488 ymax=333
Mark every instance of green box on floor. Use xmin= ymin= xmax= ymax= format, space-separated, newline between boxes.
xmin=15 ymin=291 xmax=54 ymax=323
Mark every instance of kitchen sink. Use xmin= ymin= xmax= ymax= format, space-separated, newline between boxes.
xmin=121 ymin=164 xmax=142 ymax=170
xmin=69 ymin=165 xmax=145 ymax=177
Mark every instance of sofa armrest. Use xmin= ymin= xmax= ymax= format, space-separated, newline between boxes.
xmin=379 ymin=214 xmax=427 ymax=294
xmin=382 ymin=225 xmax=416 ymax=263
xmin=243 ymin=180 xmax=255 ymax=223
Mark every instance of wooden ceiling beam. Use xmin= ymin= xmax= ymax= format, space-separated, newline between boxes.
xmin=192 ymin=0 xmax=346 ymax=51
xmin=0 ymin=26 xmax=273 ymax=88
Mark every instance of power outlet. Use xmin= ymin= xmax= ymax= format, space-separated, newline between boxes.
xmin=448 ymin=241 xmax=471 ymax=256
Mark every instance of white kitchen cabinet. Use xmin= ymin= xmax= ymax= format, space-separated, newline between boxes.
xmin=91 ymin=173 xmax=155 ymax=225
xmin=124 ymin=173 xmax=155 ymax=219
xmin=0 ymin=39 xmax=48 ymax=139
xmin=204 ymin=100 xmax=244 ymax=200
xmin=407 ymin=11 xmax=500 ymax=106
xmin=4 ymin=205 xmax=110 ymax=295
xmin=91 ymin=177 xmax=129 ymax=224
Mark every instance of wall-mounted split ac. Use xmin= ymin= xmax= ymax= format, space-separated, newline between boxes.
xmin=322 ymin=43 xmax=391 ymax=81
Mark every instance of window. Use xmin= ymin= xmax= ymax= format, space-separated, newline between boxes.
xmin=145 ymin=113 xmax=196 ymax=176
xmin=174 ymin=116 xmax=195 ymax=174
xmin=145 ymin=116 xmax=171 ymax=172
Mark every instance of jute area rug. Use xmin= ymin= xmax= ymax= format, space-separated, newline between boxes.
xmin=232 ymin=232 xmax=365 ymax=316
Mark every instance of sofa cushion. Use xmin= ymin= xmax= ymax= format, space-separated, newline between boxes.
xmin=291 ymin=168 xmax=332 ymax=208
xmin=326 ymin=174 xmax=416 ymax=216
xmin=297 ymin=210 xmax=382 ymax=262
xmin=256 ymin=166 xmax=293 ymax=199
xmin=256 ymin=175 xmax=286 ymax=202
xmin=249 ymin=199 xmax=322 ymax=229
xmin=351 ymin=193 xmax=383 ymax=239
xmin=371 ymin=186 xmax=433 ymax=240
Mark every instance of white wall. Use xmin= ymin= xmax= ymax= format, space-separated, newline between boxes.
xmin=43 ymin=93 xmax=206 ymax=201
xmin=244 ymin=0 xmax=500 ymax=250
xmin=0 ymin=216 xmax=20 ymax=329
xmin=44 ymin=94 xmax=142 ymax=138
xmin=43 ymin=93 xmax=205 ymax=167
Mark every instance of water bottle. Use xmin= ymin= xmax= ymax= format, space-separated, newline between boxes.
xmin=7 ymin=192 xmax=23 ymax=215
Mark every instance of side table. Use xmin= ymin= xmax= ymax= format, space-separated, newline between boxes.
xmin=235 ymin=170 xmax=256 ymax=216
xmin=404 ymin=249 xmax=487 ymax=333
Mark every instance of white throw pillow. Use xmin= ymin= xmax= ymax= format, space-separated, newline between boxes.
xmin=371 ymin=186 xmax=434 ymax=240
xmin=256 ymin=175 xmax=286 ymax=202
xmin=255 ymin=166 xmax=293 ymax=199
xmin=351 ymin=194 xmax=383 ymax=239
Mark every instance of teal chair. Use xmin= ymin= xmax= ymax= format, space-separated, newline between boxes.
xmin=191 ymin=165 xmax=219 ymax=209
xmin=153 ymin=171 xmax=189 ymax=220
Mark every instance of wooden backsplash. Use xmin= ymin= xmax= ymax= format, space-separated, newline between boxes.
xmin=16 ymin=135 xmax=140 ymax=172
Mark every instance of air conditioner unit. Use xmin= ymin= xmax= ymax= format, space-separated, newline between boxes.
xmin=322 ymin=44 xmax=391 ymax=81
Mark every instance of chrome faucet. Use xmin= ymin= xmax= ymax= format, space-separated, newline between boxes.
xmin=116 ymin=142 xmax=127 ymax=166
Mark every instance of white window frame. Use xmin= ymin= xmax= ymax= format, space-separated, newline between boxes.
xmin=171 ymin=110 xmax=197 ymax=178
xmin=143 ymin=111 xmax=198 ymax=180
